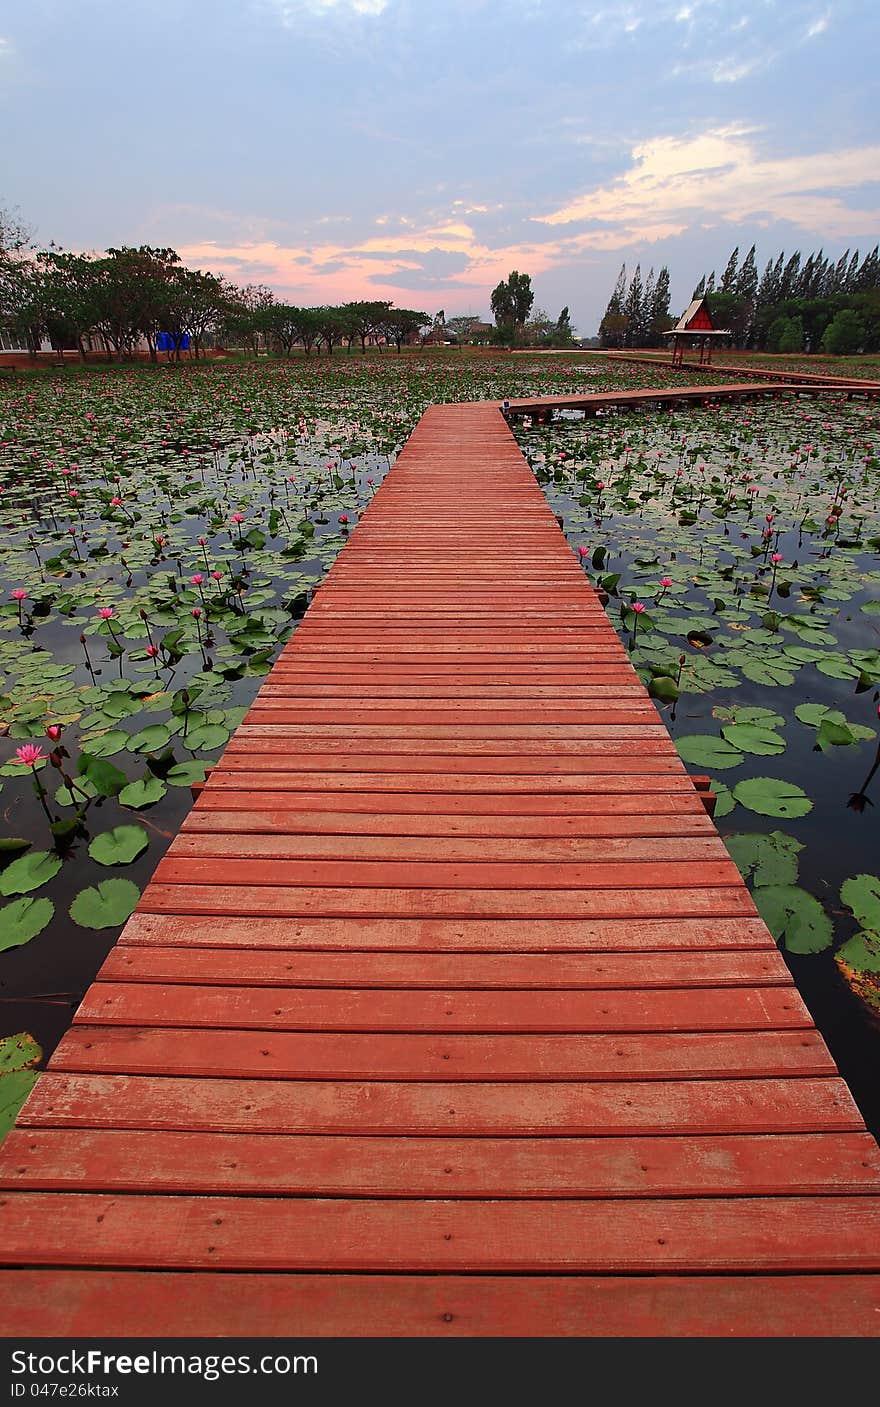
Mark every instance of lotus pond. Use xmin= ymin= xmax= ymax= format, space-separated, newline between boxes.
xmin=1 ymin=353 xmax=879 ymax=1139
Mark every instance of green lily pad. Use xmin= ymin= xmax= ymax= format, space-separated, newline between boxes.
xmin=79 ymin=729 xmax=130 ymax=757
xmin=0 ymin=851 xmax=62 ymax=897
xmin=708 ymin=778 xmax=736 ymax=818
xmin=676 ymin=735 xmax=745 ymax=770
xmin=0 ymin=896 xmax=55 ymax=951
xmin=840 ymin=874 xmax=880 ymax=932
xmin=88 ymin=825 xmax=149 ymax=866
xmin=725 ymin=831 xmax=804 ymax=887
xmin=753 ymin=884 xmax=834 ymax=954
xmin=0 ymin=1032 xmax=42 ymax=1140
xmin=118 ymin=776 xmax=167 ymax=809
xmin=184 ymin=723 xmax=230 ymax=751
xmin=720 ymin=724 xmax=786 ymax=757
xmin=77 ymin=754 xmax=128 ymax=798
xmin=69 ymin=879 xmax=141 ymax=930
xmin=127 ymin=724 xmax=173 ymax=754
xmin=166 ymin=761 xmax=210 ymax=786
xmin=732 ymin=777 xmax=813 ymax=818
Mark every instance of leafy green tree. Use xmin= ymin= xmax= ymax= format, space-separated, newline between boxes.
xmin=381 ymin=307 xmax=430 ymax=352
xmin=821 ymin=308 xmax=865 ymax=354
xmin=552 ymin=306 xmax=576 ymax=347
xmin=490 ymin=270 xmax=534 ymax=343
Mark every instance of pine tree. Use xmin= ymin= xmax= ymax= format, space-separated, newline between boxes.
xmin=640 ymin=268 xmax=655 ymax=346
xmin=720 ymin=247 xmax=740 ymax=293
xmin=829 ymin=250 xmax=850 ymax=294
xmin=692 ymin=274 xmax=706 ymax=299
xmin=845 ymin=250 xmax=860 ymax=291
xmin=647 ymin=266 xmax=672 ymax=346
xmin=622 ymin=263 xmax=643 ymax=347
xmin=856 ymin=246 xmax=880 ymax=290
xmin=780 ymin=252 xmax=802 ymax=299
xmin=737 ymin=246 xmax=758 ymax=302
xmin=705 ymin=271 xmax=716 ymax=294
xmin=598 ymin=263 xmax=627 ymax=347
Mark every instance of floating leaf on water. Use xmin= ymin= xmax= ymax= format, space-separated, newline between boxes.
xmin=753 ymin=884 xmax=834 ymax=954
xmin=708 ymin=778 xmax=736 ymax=818
xmin=732 ymin=777 xmax=813 ymax=818
xmin=840 ymin=874 xmax=880 ymax=933
xmin=69 ymin=879 xmax=141 ymax=930
xmin=724 ymin=830 xmax=804 ymax=887
xmin=720 ymin=724 xmax=786 ymax=757
xmin=0 ymin=851 xmax=62 ymax=897
xmin=166 ymin=761 xmax=210 ymax=786
xmin=0 ymin=1031 xmax=42 ymax=1140
xmin=118 ymin=776 xmax=167 ymax=809
xmin=676 ymin=735 xmax=745 ymax=770
xmin=88 ymin=825 xmax=149 ymax=866
xmin=126 ymin=724 xmax=173 ymax=754
xmin=0 ymin=897 xmax=54 ymax=951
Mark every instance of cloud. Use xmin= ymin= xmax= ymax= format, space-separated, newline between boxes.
xmin=269 ymin=0 xmax=390 ymax=23
xmin=535 ymin=126 xmax=880 ymax=240
xmin=805 ymin=11 xmax=830 ymax=39
xmin=0 ymin=36 xmax=13 ymax=58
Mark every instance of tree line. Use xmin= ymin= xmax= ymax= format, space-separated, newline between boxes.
xmin=691 ymin=243 xmax=880 ymax=354
xmin=599 ymin=242 xmax=880 ymax=355
xmin=0 ymin=208 xmax=432 ymax=360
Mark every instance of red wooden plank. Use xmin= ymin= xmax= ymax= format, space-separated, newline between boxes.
xmin=2 ymin=1192 xmax=879 ymax=1272
xmin=138 ymin=883 xmax=759 ymax=918
xmin=77 ymin=982 xmax=810 ymax=1034
xmin=18 ymin=1073 xmax=863 ymax=1136
xmin=182 ymin=810 xmax=717 ymax=838
xmin=97 ymin=946 xmax=794 ymax=989
xmin=170 ymin=833 xmax=733 ymax=863
xmin=152 ymin=857 xmax=741 ymax=891
xmin=3 ymin=1270 xmax=877 ymax=1337
xmin=5 ymin=1129 xmax=876 ymax=1197
xmin=49 ymin=1026 xmax=834 ymax=1080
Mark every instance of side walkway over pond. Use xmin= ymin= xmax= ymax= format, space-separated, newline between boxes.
xmin=1 ymin=394 xmax=879 ymax=1336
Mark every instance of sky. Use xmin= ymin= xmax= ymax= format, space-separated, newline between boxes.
xmin=1 ymin=0 xmax=878 ymax=334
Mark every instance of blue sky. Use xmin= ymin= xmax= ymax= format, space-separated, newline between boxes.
xmin=1 ymin=0 xmax=878 ymax=333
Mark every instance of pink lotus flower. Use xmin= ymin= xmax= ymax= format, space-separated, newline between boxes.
xmin=660 ymin=576 xmax=673 ymax=588
xmin=190 ymin=574 xmax=204 ymax=585
xmin=191 ymin=608 xmax=202 ymax=619
xmin=339 ymin=514 xmax=349 ymax=525
xmin=596 ymin=481 xmax=605 ymax=491
xmin=632 ymin=602 xmax=646 ymax=614
xmin=578 ymin=546 xmax=588 ymax=559
xmin=110 ymin=496 xmax=123 ymax=507
xmin=145 ymin=644 xmax=159 ymax=658
xmin=197 ymin=537 xmax=207 ymax=547
xmin=771 ymin=553 xmax=783 ymax=564
xmin=231 ymin=513 xmax=245 ymax=524
xmin=45 ymin=725 xmax=62 ymax=741
xmin=11 ymin=588 xmax=27 ymax=601
xmin=97 ymin=607 xmax=115 ymax=619
xmin=14 ymin=743 xmax=45 ymax=766
xmin=211 ymin=571 xmax=223 ymax=582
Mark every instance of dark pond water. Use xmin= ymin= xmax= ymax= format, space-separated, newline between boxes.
xmin=518 ymin=394 xmax=880 ymax=1135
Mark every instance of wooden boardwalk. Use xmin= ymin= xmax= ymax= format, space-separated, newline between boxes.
xmin=596 ymin=350 xmax=880 ymax=390
xmin=1 ymin=396 xmax=880 ymax=1336
xmin=504 ymin=380 xmax=880 ymax=421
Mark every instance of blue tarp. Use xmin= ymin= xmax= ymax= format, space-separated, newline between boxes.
xmin=157 ymin=332 xmax=191 ymax=351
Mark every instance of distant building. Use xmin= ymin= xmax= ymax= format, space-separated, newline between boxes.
xmin=665 ymin=297 xmax=731 ymax=367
